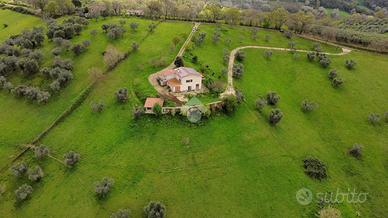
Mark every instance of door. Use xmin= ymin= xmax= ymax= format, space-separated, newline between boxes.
xmin=196 ymin=84 xmax=200 ymax=90
xmin=188 ymin=86 xmax=192 ymax=91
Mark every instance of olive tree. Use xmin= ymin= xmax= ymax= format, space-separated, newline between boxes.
xmin=34 ymin=145 xmax=49 ymax=160
xmin=91 ymin=101 xmax=105 ymax=113
xmin=27 ymin=166 xmax=44 ymax=182
xmin=235 ymin=50 xmax=245 ymax=62
xmin=64 ymin=151 xmax=80 ymax=167
xmin=144 ymin=201 xmax=166 ymax=218
xmin=368 ymin=113 xmax=381 ymax=125
xmin=303 ymin=157 xmax=327 ymax=180
xmin=255 ymin=97 xmax=267 ymax=112
xmin=95 ymin=177 xmax=114 ymax=199
xmin=345 ymin=59 xmax=356 ymax=70
xmin=269 ymin=108 xmax=283 ymax=125
xmin=15 ymin=184 xmax=33 ymax=203
xmin=110 ymin=208 xmax=130 ymax=218
xmin=349 ymin=144 xmax=362 ymax=159
xmin=11 ymin=162 xmax=28 ymax=178
xmin=232 ymin=63 xmax=244 ymax=79
xmin=174 ymin=56 xmax=184 ymax=68
xmin=266 ymin=92 xmax=280 ymax=105
xmin=115 ymin=88 xmax=128 ymax=103
xmin=301 ymin=99 xmax=318 ymax=112
xmin=331 ymin=77 xmax=344 ymax=88
xmin=222 ymin=95 xmax=238 ymax=114
xmin=129 ymin=22 xmax=139 ymax=32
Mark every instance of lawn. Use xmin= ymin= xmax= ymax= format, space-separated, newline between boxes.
xmin=0 ymin=14 xmax=387 ymax=218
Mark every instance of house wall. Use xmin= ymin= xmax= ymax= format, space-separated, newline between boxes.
xmin=180 ymin=75 xmax=202 ymax=92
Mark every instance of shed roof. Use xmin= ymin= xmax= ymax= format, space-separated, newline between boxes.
xmin=185 ymin=97 xmax=203 ymax=106
xmin=144 ymin=98 xmax=164 ymax=108
xmin=176 ymin=67 xmax=202 ymax=79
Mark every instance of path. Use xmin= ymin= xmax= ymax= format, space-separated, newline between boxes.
xmin=221 ymin=45 xmax=352 ymax=97
xmin=148 ymin=23 xmax=200 ymax=105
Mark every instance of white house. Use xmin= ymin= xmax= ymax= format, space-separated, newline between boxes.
xmin=158 ymin=67 xmax=202 ymax=93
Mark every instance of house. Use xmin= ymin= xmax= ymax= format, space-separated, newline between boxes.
xmin=158 ymin=67 xmax=202 ymax=93
xmin=144 ymin=98 xmax=164 ymax=114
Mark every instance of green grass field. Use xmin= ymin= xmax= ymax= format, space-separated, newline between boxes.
xmin=0 ymin=10 xmax=43 ymax=42
xmin=0 ymin=10 xmax=387 ymax=218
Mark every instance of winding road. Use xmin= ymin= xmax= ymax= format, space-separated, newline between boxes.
xmin=221 ymin=45 xmax=352 ymax=97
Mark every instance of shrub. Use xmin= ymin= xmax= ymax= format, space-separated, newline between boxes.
xmin=64 ymin=151 xmax=80 ymax=167
xmin=11 ymin=162 xmax=28 ymax=178
xmin=307 ymin=52 xmax=315 ymax=61
xmin=235 ymin=50 xmax=245 ymax=62
xmin=255 ymin=97 xmax=267 ymax=112
xmin=232 ymin=63 xmax=244 ymax=79
xmin=116 ymin=88 xmax=128 ymax=103
xmin=174 ymin=56 xmax=184 ymax=68
xmin=129 ymin=22 xmax=139 ymax=32
xmin=27 ymin=166 xmax=44 ymax=182
xmin=264 ymin=50 xmax=272 ymax=59
xmin=71 ymin=43 xmax=86 ymax=56
xmin=345 ymin=59 xmax=356 ymax=70
xmin=318 ymin=206 xmax=341 ymax=218
xmin=131 ymin=42 xmax=139 ymax=52
xmin=15 ymin=184 xmax=33 ymax=203
xmin=152 ymin=104 xmax=162 ymax=116
xmin=328 ymin=69 xmax=338 ymax=80
xmin=34 ymin=145 xmax=49 ymax=160
xmin=266 ymin=92 xmax=280 ymax=105
xmin=303 ymin=157 xmax=327 ymax=180
xmin=91 ymin=101 xmax=105 ymax=113
xmin=191 ymin=55 xmax=198 ymax=64
xmin=222 ymin=95 xmax=238 ymax=114
xmin=319 ymin=56 xmax=331 ymax=68
xmin=368 ymin=113 xmax=381 ymax=125
xmin=148 ymin=23 xmax=157 ymax=33
xmin=95 ymin=177 xmax=114 ymax=199
xmin=110 ymin=209 xmax=130 ymax=218
xmin=349 ymin=144 xmax=362 ymax=159
xmin=301 ymin=99 xmax=318 ymax=112
xmin=144 ymin=201 xmax=166 ymax=218
xmin=331 ymin=78 xmax=344 ymax=88
xmin=133 ymin=107 xmax=144 ymax=120
xmin=269 ymin=108 xmax=283 ymax=125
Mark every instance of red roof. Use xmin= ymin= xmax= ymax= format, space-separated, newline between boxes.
xmin=167 ymin=78 xmax=181 ymax=86
xmin=144 ymin=98 xmax=164 ymax=108
xmin=160 ymin=69 xmax=176 ymax=76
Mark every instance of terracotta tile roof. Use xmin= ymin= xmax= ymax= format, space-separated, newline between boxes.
xmin=167 ymin=78 xmax=181 ymax=86
xmin=144 ymin=98 xmax=164 ymax=108
xmin=176 ymin=67 xmax=202 ymax=78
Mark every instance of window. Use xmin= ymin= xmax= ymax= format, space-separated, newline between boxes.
xmin=186 ymin=79 xmax=193 ymax=83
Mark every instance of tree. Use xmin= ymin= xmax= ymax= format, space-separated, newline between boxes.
xmin=146 ymin=0 xmax=163 ymax=19
xmin=95 ymin=177 xmax=114 ymax=199
xmin=27 ymin=166 xmax=44 ymax=182
xmin=202 ymin=3 xmax=222 ymax=22
xmin=144 ymin=201 xmax=166 ymax=218
xmin=15 ymin=184 xmax=33 ymax=203
xmin=18 ymin=58 xmax=39 ymax=76
xmin=174 ymin=56 xmax=184 ymax=68
xmin=64 ymin=151 xmax=80 ymax=167
xmin=349 ymin=144 xmax=362 ymax=159
xmin=235 ymin=50 xmax=245 ymax=62
xmin=368 ymin=113 xmax=381 ymax=125
xmin=148 ymin=23 xmax=157 ymax=33
xmin=222 ymin=95 xmax=238 ymax=114
xmin=91 ymin=101 xmax=105 ymax=113
xmin=193 ymin=32 xmax=206 ymax=46
xmin=71 ymin=43 xmax=86 ymax=56
xmin=331 ymin=77 xmax=344 ymax=88
xmin=266 ymin=92 xmax=280 ymax=105
xmin=303 ymin=157 xmax=327 ymax=180
xmin=34 ymin=145 xmax=49 ymax=160
xmin=328 ymin=69 xmax=338 ymax=80
xmin=255 ymin=97 xmax=267 ymax=112
xmin=11 ymin=162 xmax=28 ymax=178
xmin=152 ymin=104 xmax=162 ymax=116
xmin=110 ymin=209 xmax=130 ymax=218
xmin=72 ymin=0 xmax=81 ymax=8
xmin=133 ymin=107 xmax=144 ymax=120
xmin=129 ymin=22 xmax=139 ymax=32
xmin=264 ymin=50 xmax=272 ymax=59
xmin=301 ymin=99 xmax=318 ymax=112
xmin=319 ymin=56 xmax=331 ymax=68
xmin=116 ymin=88 xmax=128 ymax=103
xmin=287 ymin=11 xmax=314 ymax=33
xmin=232 ymin=63 xmax=244 ymax=79
xmin=345 ymin=59 xmax=356 ymax=70
xmin=269 ymin=7 xmax=288 ymax=29
xmin=223 ymin=7 xmax=241 ymax=25
xmin=307 ymin=52 xmax=315 ymax=61
xmin=103 ymin=45 xmax=125 ymax=69
xmin=269 ymin=108 xmax=283 ymax=125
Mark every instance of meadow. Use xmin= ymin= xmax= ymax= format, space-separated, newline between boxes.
xmin=0 ymin=9 xmax=387 ymax=218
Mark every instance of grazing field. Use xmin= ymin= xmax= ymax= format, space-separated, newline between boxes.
xmin=0 ymin=12 xmax=387 ymax=218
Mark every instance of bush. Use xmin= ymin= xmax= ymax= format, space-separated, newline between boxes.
xmin=222 ymin=95 xmax=238 ymax=114
xmin=368 ymin=113 xmax=381 ymax=125
xmin=64 ymin=151 xmax=80 ymax=167
xmin=232 ymin=63 xmax=244 ymax=79
xmin=144 ymin=201 xmax=166 ymax=218
xmin=71 ymin=43 xmax=86 ymax=56
xmin=11 ymin=162 xmax=28 ymax=178
xmin=266 ymin=92 xmax=280 ymax=105
xmin=116 ymin=88 xmax=128 ymax=103
xmin=34 ymin=145 xmax=49 ymax=160
xmin=174 ymin=56 xmax=184 ymax=68
xmin=331 ymin=77 xmax=344 ymax=88
xmin=345 ymin=59 xmax=356 ymax=70
xmin=303 ymin=157 xmax=327 ymax=180
xmin=110 ymin=209 xmax=130 ymax=218
xmin=152 ymin=104 xmax=162 ymax=116
xmin=133 ymin=107 xmax=144 ymax=120
xmin=301 ymin=99 xmax=318 ymax=112
xmin=349 ymin=144 xmax=362 ymax=159
xmin=328 ymin=69 xmax=338 ymax=80
xmin=15 ymin=184 xmax=33 ymax=203
xmin=91 ymin=101 xmax=104 ymax=113
xmin=235 ymin=50 xmax=245 ymax=62
xmin=95 ymin=177 xmax=114 ymax=199
xmin=307 ymin=52 xmax=315 ymax=61
xmin=27 ymin=166 xmax=44 ymax=182
xmin=269 ymin=108 xmax=283 ymax=125
xmin=319 ymin=56 xmax=331 ymax=68
xmin=255 ymin=97 xmax=267 ymax=112
xmin=129 ymin=22 xmax=139 ymax=32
